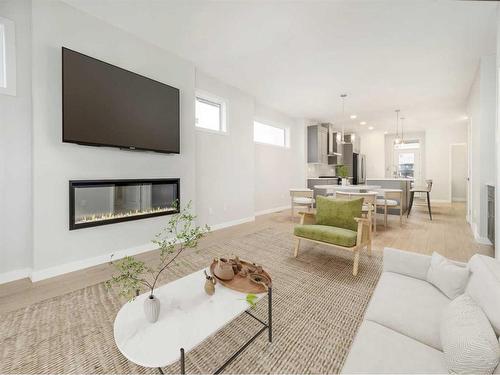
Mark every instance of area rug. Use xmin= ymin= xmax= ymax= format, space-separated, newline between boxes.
xmin=0 ymin=228 xmax=382 ymax=374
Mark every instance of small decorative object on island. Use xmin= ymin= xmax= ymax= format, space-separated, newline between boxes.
xmin=203 ymin=270 xmax=217 ymax=295
xmin=106 ymin=200 xmax=210 ymax=323
xmin=336 ymin=164 xmax=349 ymax=186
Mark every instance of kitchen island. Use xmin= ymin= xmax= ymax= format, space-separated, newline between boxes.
xmin=366 ymin=178 xmax=413 ymax=214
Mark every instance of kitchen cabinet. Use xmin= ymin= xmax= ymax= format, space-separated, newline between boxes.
xmin=307 ymin=125 xmax=328 ymax=164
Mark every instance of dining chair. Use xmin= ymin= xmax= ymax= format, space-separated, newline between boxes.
xmin=407 ymin=179 xmax=433 ymax=220
xmin=376 ymin=189 xmax=403 ymax=228
xmin=336 ymin=191 xmax=378 ymax=233
xmin=289 ymin=189 xmax=315 ymax=218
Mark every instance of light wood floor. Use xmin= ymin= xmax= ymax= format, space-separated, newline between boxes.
xmin=0 ymin=202 xmax=492 ymax=315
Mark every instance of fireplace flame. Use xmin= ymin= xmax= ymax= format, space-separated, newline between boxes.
xmin=75 ymin=206 xmax=176 ymax=224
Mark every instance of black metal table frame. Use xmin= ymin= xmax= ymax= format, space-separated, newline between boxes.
xmin=158 ymin=287 xmax=272 ymax=375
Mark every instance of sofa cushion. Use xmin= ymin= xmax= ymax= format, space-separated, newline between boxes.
xmin=341 ymin=320 xmax=447 ymax=374
xmin=364 ymin=271 xmax=450 ymax=351
xmin=466 ymin=254 xmax=500 ymax=336
xmin=383 ymin=247 xmax=431 ymax=281
xmin=441 ymin=294 xmax=500 ymax=374
xmin=294 ymin=225 xmax=357 ymax=247
xmin=426 ymin=252 xmax=470 ymax=299
xmin=315 ymin=196 xmax=363 ymax=231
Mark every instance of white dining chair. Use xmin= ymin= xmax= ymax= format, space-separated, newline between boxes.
xmin=289 ymin=189 xmax=315 ymax=218
xmin=376 ymin=189 xmax=403 ymax=228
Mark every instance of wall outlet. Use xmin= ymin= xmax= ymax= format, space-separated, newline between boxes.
xmin=208 ymin=207 xmax=213 ymax=215
xmin=223 ymin=203 xmax=227 ymax=211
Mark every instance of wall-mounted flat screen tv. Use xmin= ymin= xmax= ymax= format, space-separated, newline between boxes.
xmin=62 ymin=47 xmax=180 ymax=154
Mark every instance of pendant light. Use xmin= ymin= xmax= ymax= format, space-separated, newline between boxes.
xmin=340 ymin=94 xmax=347 ymax=144
xmin=400 ymin=116 xmax=405 ymax=144
xmin=394 ymin=109 xmax=401 ymax=145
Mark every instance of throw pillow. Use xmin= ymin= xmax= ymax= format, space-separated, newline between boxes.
xmin=426 ymin=252 xmax=469 ymax=299
xmin=441 ymin=294 xmax=500 ymax=374
xmin=315 ymin=196 xmax=363 ymax=232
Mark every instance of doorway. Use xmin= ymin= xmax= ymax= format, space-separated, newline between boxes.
xmin=450 ymin=143 xmax=467 ymax=203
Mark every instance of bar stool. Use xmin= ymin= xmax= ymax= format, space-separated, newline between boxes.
xmin=289 ymin=189 xmax=315 ymax=219
xmin=376 ymin=189 xmax=403 ymax=228
xmin=407 ymin=180 xmax=433 ymax=220
xmin=336 ymin=191 xmax=378 ymax=233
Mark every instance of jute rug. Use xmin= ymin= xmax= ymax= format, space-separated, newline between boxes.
xmin=0 ymin=227 xmax=382 ymax=374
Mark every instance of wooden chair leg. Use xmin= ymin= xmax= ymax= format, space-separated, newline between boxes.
xmin=373 ymin=206 xmax=377 ymax=233
xmin=294 ymin=238 xmax=301 ymax=257
xmin=384 ymin=204 xmax=388 ymax=229
xmin=291 ymin=198 xmax=294 ymax=219
xmin=427 ymin=192 xmax=432 ymax=220
xmin=353 ymin=250 xmax=360 ymax=276
xmin=399 ymin=205 xmax=403 ymax=226
xmin=407 ymin=191 xmax=414 ymax=217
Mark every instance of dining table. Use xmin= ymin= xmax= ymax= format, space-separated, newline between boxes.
xmin=314 ymin=184 xmax=382 ymax=195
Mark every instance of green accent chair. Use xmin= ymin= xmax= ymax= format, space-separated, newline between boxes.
xmin=293 ymin=196 xmax=373 ymax=276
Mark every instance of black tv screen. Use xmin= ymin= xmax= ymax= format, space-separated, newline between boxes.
xmin=62 ymin=47 xmax=180 ymax=154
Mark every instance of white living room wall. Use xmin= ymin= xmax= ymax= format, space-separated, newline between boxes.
xmin=0 ymin=0 xmax=307 ymax=283
xmin=467 ymin=54 xmax=496 ymax=244
xmin=254 ymin=103 xmax=306 ymax=214
xmin=30 ymin=0 xmax=197 ymax=279
xmin=194 ymin=70 xmax=255 ymax=229
xmin=0 ymin=0 xmax=32 ymax=282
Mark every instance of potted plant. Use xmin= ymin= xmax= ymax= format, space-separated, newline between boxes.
xmin=106 ymin=200 xmax=210 ymax=323
xmin=336 ymin=164 xmax=349 ymax=186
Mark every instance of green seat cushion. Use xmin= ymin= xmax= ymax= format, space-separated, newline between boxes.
xmin=294 ymin=225 xmax=358 ymax=247
xmin=316 ymin=196 xmax=363 ymax=231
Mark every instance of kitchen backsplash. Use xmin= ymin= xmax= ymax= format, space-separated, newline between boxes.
xmin=308 ymin=163 xmax=336 ymax=178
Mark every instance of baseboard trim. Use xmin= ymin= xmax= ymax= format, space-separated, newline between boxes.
xmin=9 ymin=216 xmax=257 ymax=284
xmin=0 ymin=268 xmax=31 ymax=285
xmin=452 ymin=197 xmax=466 ymax=202
xmin=210 ymin=216 xmax=255 ymax=231
xmin=255 ymin=205 xmax=291 ymax=216
xmin=30 ymin=242 xmax=158 ymax=282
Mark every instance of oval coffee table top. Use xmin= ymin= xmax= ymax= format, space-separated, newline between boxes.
xmin=113 ymin=268 xmax=264 ymax=368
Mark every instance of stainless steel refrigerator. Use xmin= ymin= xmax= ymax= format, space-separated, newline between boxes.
xmin=353 ymin=153 xmax=366 ymax=185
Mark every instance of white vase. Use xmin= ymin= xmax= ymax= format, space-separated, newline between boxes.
xmin=144 ymin=294 xmax=161 ymax=323
xmin=342 ymin=178 xmax=348 ymax=186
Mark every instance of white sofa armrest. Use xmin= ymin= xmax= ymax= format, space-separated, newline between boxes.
xmin=383 ymin=247 xmax=431 ymax=281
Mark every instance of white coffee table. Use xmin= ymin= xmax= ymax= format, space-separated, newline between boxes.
xmin=113 ymin=268 xmax=272 ymax=374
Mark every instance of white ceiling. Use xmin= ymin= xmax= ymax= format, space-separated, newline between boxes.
xmin=63 ymin=0 xmax=497 ymax=133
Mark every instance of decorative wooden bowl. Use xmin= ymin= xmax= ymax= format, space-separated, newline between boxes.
xmin=210 ymin=258 xmax=272 ymax=294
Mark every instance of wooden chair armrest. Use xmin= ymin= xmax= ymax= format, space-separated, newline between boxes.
xmin=298 ymin=211 xmax=316 ymax=225
xmin=354 ymin=217 xmax=370 ymax=223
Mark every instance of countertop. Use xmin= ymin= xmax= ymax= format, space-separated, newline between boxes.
xmin=366 ymin=178 xmax=414 ymax=181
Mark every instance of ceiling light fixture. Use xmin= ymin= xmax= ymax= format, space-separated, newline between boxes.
xmin=360 ymin=121 xmax=367 ymax=125
xmin=384 ymin=131 xmax=388 ymax=134
xmin=350 ymin=115 xmax=357 ymax=119
xmin=394 ymin=109 xmax=401 ymax=144
xmin=368 ymin=126 xmax=374 ymax=130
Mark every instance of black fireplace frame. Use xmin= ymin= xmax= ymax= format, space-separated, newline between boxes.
xmin=69 ymin=178 xmax=180 ymax=230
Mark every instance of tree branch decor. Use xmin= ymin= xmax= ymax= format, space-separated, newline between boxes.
xmin=106 ymin=200 xmax=210 ymax=301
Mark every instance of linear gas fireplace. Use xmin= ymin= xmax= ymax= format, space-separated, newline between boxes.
xmin=69 ymin=178 xmax=180 ymax=230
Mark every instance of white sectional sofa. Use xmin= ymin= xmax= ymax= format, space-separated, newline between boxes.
xmin=342 ymin=247 xmax=500 ymax=374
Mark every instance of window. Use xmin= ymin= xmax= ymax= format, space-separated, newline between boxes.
xmin=254 ymin=121 xmax=287 ymax=147
xmin=0 ymin=16 xmax=15 ymax=96
xmin=195 ymin=94 xmax=226 ymax=133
